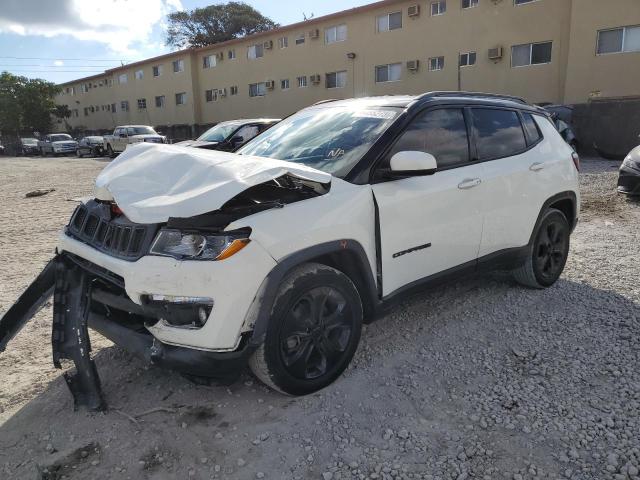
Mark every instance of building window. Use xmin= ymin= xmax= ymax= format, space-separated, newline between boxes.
xmin=111 ymin=103 xmax=116 ymax=112
xmin=228 ymin=49 xmax=236 ymax=59
xmin=295 ymin=33 xmax=305 ymax=45
xmin=459 ymin=51 xmax=477 ymax=66
xmin=431 ymin=1 xmax=446 ymax=15
xmin=377 ymin=12 xmax=402 ymax=32
xmin=152 ymin=65 xmax=162 ymax=77
xmin=230 ymin=85 xmax=238 ymax=95
xmin=278 ymin=36 xmax=288 ymax=48
xmin=155 ymin=96 xmax=165 ymax=108
xmin=248 ymin=44 xmax=264 ymax=59
xmin=462 ymin=0 xmax=479 ymax=8
xmin=281 ymin=79 xmax=290 ymax=90
xmin=205 ymin=89 xmax=219 ymax=102
xmin=511 ymin=41 xmax=552 ymax=67
xmin=175 ymin=92 xmax=187 ymax=105
xmin=325 ymin=24 xmax=347 ymax=44
xmin=297 ymin=76 xmax=308 ymax=88
xmin=83 ymin=107 xmax=89 ymax=116
xmin=597 ymin=26 xmax=640 ymax=55
xmin=326 ymin=70 xmax=347 ymax=89
xmin=118 ymin=73 xmax=127 ymax=84
xmin=429 ymin=56 xmax=445 ymax=71
xmin=249 ymin=82 xmax=266 ymax=97
xmin=173 ymin=59 xmax=185 ymax=73
xmin=135 ymin=69 xmax=144 ymax=80
xmin=203 ymin=54 xmax=216 ymax=68
xmin=375 ymin=63 xmax=402 ymax=83
xmin=137 ymin=98 xmax=147 ymax=109
xmin=120 ymin=100 xmax=129 ymax=112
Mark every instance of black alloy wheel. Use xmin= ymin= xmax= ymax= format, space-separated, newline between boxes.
xmin=534 ymin=218 xmax=569 ymax=284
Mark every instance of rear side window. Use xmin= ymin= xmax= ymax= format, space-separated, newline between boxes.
xmin=388 ymin=108 xmax=470 ymax=168
xmin=471 ymin=108 xmax=527 ymax=160
xmin=521 ymin=113 xmax=542 ymax=145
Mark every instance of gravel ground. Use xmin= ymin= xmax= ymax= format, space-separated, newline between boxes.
xmin=0 ymin=155 xmax=639 ymax=480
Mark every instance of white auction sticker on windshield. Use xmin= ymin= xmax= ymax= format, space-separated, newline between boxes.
xmin=353 ymin=110 xmax=397 ymax=120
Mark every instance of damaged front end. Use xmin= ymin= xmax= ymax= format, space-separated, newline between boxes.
xmin=0 ymin=145 xmax=333 ymax=411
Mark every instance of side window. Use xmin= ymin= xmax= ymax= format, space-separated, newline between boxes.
xmin=387 ymin=108 xmax=470 ymax=169
xmin=127 ymin=127 xmax=136 ymax=136
xmin=521 ymin=113 xmax=543 ymax=145
xmin=235 ymin=125 xmax=260 ymax=142
xmin=471 ymin=108 xmax=527 ymax=160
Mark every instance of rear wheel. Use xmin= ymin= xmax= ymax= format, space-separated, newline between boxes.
xmin=513 ymin=208 xmax=570 ymax=288
xmin=249 ymin=263 xmax=363 ymax=395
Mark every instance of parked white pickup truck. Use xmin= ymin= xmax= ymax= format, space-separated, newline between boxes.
xmin=104 ymin=125 xmax=166 ymax=157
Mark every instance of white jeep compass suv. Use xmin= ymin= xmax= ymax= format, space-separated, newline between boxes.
xmin=0 ymin=92 xmax=580 ymax=407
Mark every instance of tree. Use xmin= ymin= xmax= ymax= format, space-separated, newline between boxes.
xmin=166 ymin=2 xmax=279 ymax=49
xmin=0 ymin=72 xmax=63 ymax=136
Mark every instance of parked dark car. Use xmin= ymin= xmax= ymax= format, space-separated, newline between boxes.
xmin=543 ymin=105 xmax=578 ymax=152
xmin=77 ymin=136 xmax=105 ymax=158
xmin=175 ymin=119 xmax=280 ymax=152
xmin=618 ymin=137 xmax=640 ymax=196
xmin=20 ymin=138 xmax=40 ymax=156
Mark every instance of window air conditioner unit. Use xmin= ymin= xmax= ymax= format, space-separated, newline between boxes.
xmin=407 ymin=60 xmax=420 ymax=71
xmin=488 ymin=46 xmax=503 ymax=60
xmin=264 ymin=40 xmax=273 ymax=50
xmin=309 ymin=29 xmax=320 ymax=39
xmin=310 ymin=74 xmax=322 ymax=84
xmin=265 ymin=80 xmax=275 ymax=89
xmin=408 ymin=5 xmax=421 ymax=17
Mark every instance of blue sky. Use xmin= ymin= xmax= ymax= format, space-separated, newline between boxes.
xmin=0 ymin=0 xmax=371 ymax=84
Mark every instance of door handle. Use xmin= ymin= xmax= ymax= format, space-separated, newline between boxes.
xmin=530 ymin=162 xmax=545 ymax=172
xmin=458 ymin=178 xmax=482 ymax=190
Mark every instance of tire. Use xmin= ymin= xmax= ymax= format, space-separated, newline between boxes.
xmin=76 ymin=149 xmax=83 ymax=158
xmin=107 ymin=144 xmax=115 ymax=158
xmin=513 ymin=208 xmax=571 ymax=289
xmin=249 ymin=263 xmax=363 ymax=395
xmin=40 ymin=147 xmax=46 ymax=157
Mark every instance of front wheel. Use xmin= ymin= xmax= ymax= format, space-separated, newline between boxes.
xmin=513 ymin=208 xmax=570 ymax=288
xmin=249 ymin=263 xmax=363 ymax=395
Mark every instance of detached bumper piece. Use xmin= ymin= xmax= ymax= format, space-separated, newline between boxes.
xmin=52 ymin=257 xmax=107 ymax=412
xmin=0 ymin=252 xmax=255 ymax=412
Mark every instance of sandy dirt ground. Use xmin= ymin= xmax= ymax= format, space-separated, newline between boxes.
xmin=0 ymin=155 xmax=638 ymax=480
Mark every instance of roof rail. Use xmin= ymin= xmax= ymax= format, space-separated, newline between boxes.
xmin=418 ymin=91 xmax=529 ymax=105
xmin=311 ymin=98 xmax=340 ymax=106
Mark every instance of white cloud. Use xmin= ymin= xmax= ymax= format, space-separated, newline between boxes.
xmin=53 ymin=60 xmax=64 ymax=66
xmin=0 ymin=0 xmax=184 ymax=55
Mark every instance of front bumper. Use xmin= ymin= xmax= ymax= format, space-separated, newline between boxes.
xmin=57 ymin=231 xmax=277 ymax=351
xmin=618 ymin=166 xmax=640 ymax=196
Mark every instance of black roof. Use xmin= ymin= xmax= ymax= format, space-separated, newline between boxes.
xmin=311 ymin=91 xmax=545 ymax=114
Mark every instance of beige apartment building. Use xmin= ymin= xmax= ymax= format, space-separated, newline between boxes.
xmin=55 ymin=0 xmax=640 ymax=137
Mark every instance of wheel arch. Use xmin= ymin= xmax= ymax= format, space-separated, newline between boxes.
xmin=528 ymin=191 xmax=578 ymax=246
xmin=246 ymin=240 xmax=379 ymax=348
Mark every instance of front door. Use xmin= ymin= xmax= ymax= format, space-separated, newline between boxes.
xmin=372 ymin=108 xmax=485 ymax=296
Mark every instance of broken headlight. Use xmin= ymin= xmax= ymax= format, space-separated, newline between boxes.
xmin=149 ymin=229 xmax=250 ymax=260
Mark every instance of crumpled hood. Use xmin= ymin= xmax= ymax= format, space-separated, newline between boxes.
xmin=174 ymin=139 xmax=219 ymax=148
xmin=94 ymin=143 xmax=331 ymax=224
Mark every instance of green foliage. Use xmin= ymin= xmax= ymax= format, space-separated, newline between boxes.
xmin=166 ymin=1 xmax=279 ymax=48
xmin=0 ymin=71 xmax=63 ymax=136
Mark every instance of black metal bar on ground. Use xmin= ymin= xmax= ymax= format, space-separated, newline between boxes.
xmin=0 ymin=257 xmax=57 ymax=352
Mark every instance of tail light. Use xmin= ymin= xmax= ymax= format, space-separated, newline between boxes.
xmin=110 ymin=203 xmax=123 ymax=217
xmin=571 ymin=151 xmax=580 ymax=171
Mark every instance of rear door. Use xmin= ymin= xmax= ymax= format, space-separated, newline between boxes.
xmin=372 ymin=107 xmax=485 ymax=296
xmin=473 ymin=108 xmax=553 ymax=257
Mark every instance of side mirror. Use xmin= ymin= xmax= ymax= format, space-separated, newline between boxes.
xmin=230 ymin=135 xmax=244 ymax=145
xmin=389 ymin=151 xmax=438 ymax=176
xmin=119 ymin=133 xmax=127 ymax=138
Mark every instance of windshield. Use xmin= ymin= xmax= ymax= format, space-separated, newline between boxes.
xmin=197 ymin=122 xmax=243 ymax=142
xmin=127 ymin=127 xmax=157 ymax=135
xmin=238 ymin=106 xmax=399 ymax=178
xmin=50 ymin=134 xmax=72 ymax=142
xmin=21 ymin=138 xmax=38 ymax=145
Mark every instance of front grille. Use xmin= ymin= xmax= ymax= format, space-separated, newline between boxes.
xmin=66 ymin=201 xmax=157 ymax=261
